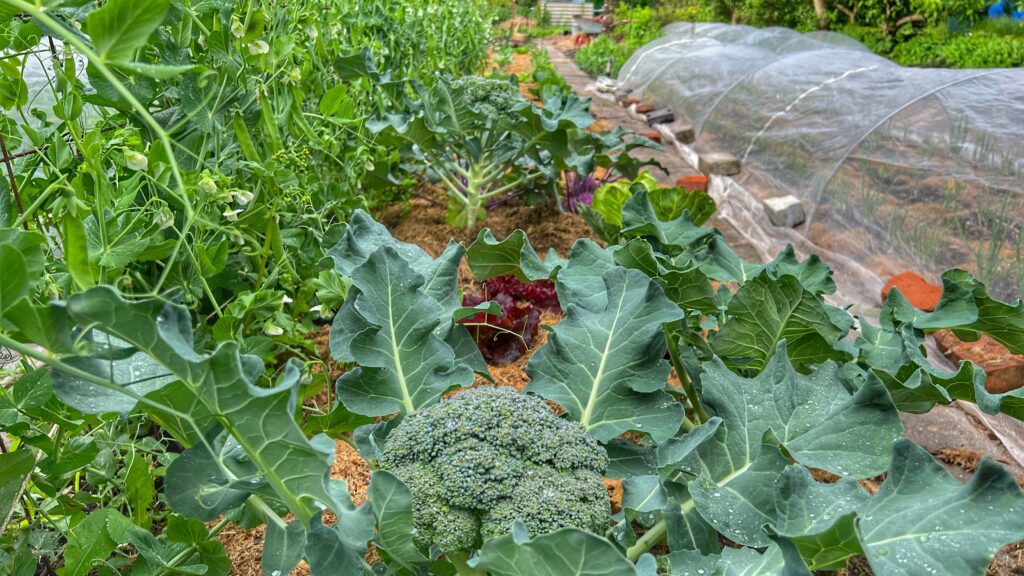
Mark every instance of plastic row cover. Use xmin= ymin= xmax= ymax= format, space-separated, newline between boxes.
xmin=619 ymin=23 xmax=1024 ymax=304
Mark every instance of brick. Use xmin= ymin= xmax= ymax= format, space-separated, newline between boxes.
xmin=934 ymin=330 xmax=1024 ymax=393
xmin=639 ymin=131 xmax=662 ymax=143
xmin=763 ymin=195 xmax=805 ymax=228
xmin=881 ymin=272 xmax=942 ymax=311
xmin=675 ymin=174 xmax=708 ymax=192
xmin=621 ymin=98 xmax=640 ymax=107
xmin=635 ymin=103 xmax=655 ymax=114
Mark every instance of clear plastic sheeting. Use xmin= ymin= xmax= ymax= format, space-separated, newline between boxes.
xmin=620 ymin=23 xmax=1024 ymax=305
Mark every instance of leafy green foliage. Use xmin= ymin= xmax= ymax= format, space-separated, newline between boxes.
xmin=583 ymin=172 xmax=716 ymax=246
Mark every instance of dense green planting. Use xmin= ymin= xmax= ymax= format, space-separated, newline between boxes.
xmin=3 ymin=1 xmax=1024 ymax=574
xmin=4 ymin=186 xmax=1024 ymax=573
xmin=587 ymin=1 xmax=1024 ymax=70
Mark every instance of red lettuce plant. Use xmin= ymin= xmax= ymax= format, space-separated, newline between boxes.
xmin=460 ymin=276 xmax=560 ymax=365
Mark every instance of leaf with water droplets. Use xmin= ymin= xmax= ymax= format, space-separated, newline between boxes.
xmin=856 ymin=440 xmax=1024 ymax=575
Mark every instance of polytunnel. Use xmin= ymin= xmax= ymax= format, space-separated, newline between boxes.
xmin=618 ymin=23 xmax=1024 ymax=306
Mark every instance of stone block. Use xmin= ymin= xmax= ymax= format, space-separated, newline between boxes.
xmin=763 ymin=195 xmax=806 ymax=228
xmin=595 ymin=76 xmax=617 ymax=93
xmin=673 ymin=124 xmax=695 ymax=144
xmin=698 ymin=152 xmax=741 ymax=176
xmin=646 ymin=107 xmax=675 ymax=125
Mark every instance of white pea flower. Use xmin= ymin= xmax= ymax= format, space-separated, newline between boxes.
xmin=305 ymin=26 xmax=318 ymax=41
xmin=234 ymin=190 xmax=254 ymax=206
xmin=264 ymin=323 xmax=284 ymax=336
xmin=309 ymin=305 xmax=322 ymax=313
xmin=198 ymin=34 xmax=207 ymax=49
xmin=156 ymin=209 xmax=174 ymax=230
xmin=223 ymin=208 xmax=243 ymax=222
xmin=231 ymin=19 xmax=246 ymax=39
xmin=248 ymin=40 xmax=270 ymax=55
xmin=125 ymin=150 xmax=148 ymax=171
xmin=282 ymin=295 xmax=294 ymax=305
xmin=199 ymin=176 xmax=218 ymax=194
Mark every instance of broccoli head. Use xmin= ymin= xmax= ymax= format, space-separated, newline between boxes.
xmin=449 ymin=75 xmax=526 ymax=119
xmin=378 ymin=386 xmax=610 ymax=553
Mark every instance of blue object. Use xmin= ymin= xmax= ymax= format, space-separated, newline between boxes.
xmin=988 ymin=0 xmax=1024 ymax=20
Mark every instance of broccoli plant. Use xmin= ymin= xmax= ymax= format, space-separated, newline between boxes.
xmin=377 ymin=386 xmax=609 ymax=561
xmin=369 ymin=77 xmax=615 ymax=228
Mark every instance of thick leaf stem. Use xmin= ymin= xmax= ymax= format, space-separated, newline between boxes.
xmin=625 ymin=519 xmax=667 ymax=562
xmin=448 ymin=551 xmax=487 ymax=576
xmin=666 ymin=331 xmax=710 ymax=423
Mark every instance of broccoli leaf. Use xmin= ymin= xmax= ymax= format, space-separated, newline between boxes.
xmin=466 ymin=229 xmax=565 ymax=283
xmin=61 ymin=288 xmax=342 ymax=525
xmin=527 ymin=266 xmax=685 ymax=443
xmin=332 ymin=246 xmax=474 ymax=416
xmin=769 ymin=467 xmax=869 ymax=570
xmin=857 ymin=439 xmax=1024 ymax=575
xmin=769 ymin=440 xmax=1024 ymax=575
xmin=368 ymin=471 xmax=428 ymax=568
xmin=710 ymin=272 xmax=852 ymax=371
xmin=473 ymin=521 xmax=643 ymax=576
xmin=328 ymin=210 xmax=465 ymax=316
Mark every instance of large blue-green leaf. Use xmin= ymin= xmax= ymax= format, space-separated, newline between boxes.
xmin=665 ymin=543 xmax=811 ymax=576
xmin=327 ymin=210 xmax=465 ymax=314
xmin=331 ymin=246 xmax=474 ymax=417
xmin=700 ymin=343 xmax=902 ymax=478
xmin=472 ymin=521 xmax=643 ymax=576
xmin=62 ymin=288 xmax=341 ymax=524
xmin=658 ymin=344 xmax=900 ymax=548
xmin=367 ymin=471 xmax=427 ymax=568
xmin=857 ymin=440 xmax=1024 ymax=575
xmin=769 ymin=467 xmax=868 ymax=570
xmin=466 ymin=229 xmax=565 ymax=282
xmin=527 ymin=266 xmax=685 ymax=442
xmin=711 ymin=272 xmax=852 ymax=371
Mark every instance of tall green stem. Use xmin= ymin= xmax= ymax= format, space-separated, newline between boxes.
xmin=626 ymin=519 xmax=667 ymax=562
xmin=665 ymin=329 xmax=710 ymax=423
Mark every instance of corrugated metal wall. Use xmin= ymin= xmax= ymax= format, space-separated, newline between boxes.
xmin=540 ymin=1 xmax=594 ymax=25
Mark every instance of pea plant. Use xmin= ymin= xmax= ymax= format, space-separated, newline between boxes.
xmin=4 ymin=192 xmax=1024 ymax=573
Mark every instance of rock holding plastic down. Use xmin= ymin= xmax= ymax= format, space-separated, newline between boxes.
xmin=595 ymin=76 xmax=617 ymax=93
xmin=699 ymin=152 xmax=741 ymax=176
xmin=646 ymin=107 xmax=675 ymax=125
xmin=672 ymin=123 xmax=695 ymax=144
xmin=763 ymin=195 xmax=806 ymax=228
